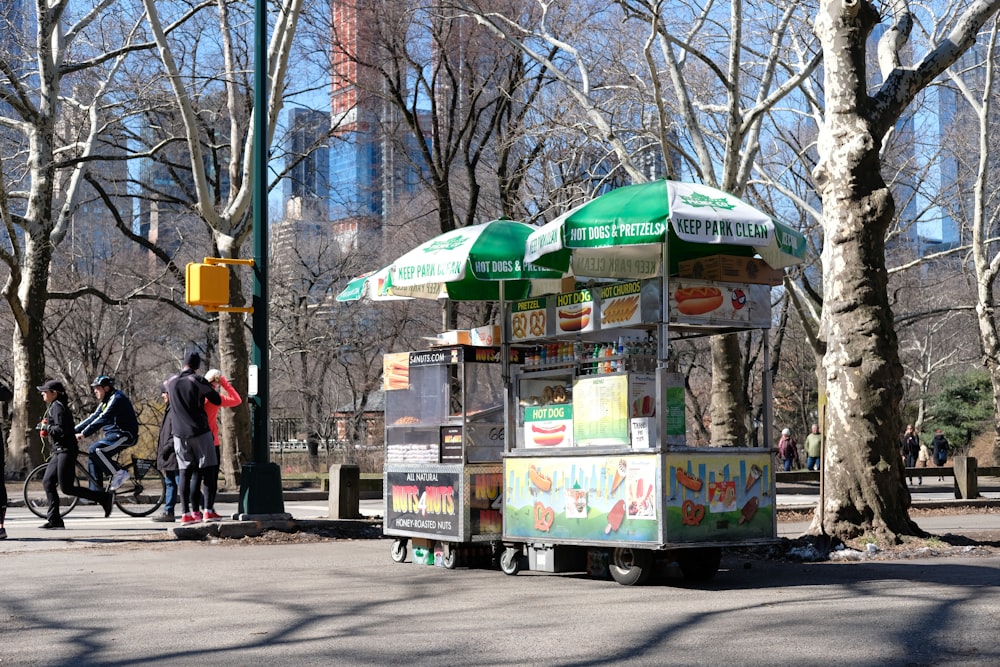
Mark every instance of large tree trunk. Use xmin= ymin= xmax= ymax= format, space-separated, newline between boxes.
xmin=710 ymin=335 xmax=747 ymax=446
xmin=7 ymin=237 xmax=56 ymax=472
xmin=219 ymin=253 xmax=253 ymax=489
xmin=811 ymin=0 xmax=917 ymax=540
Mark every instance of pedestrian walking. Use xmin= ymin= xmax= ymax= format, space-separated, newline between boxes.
xmin=0 ymin=381 xmax=12 ymax=539
xmin=37 ymin=380 xmax=113 ymax=528
xmin=151 ymin=384 xmax=178 ymax=522
xmin=931 ymin=429 xmax=949 ymax=481
xmin=804 ymin=423 xmax=822 ymax=471
xmin=777 ymin=428 xmax=799 ymax=472
xmin=916 ymin=435 xmax=931 ymax=485
xmin=164 ymin=352 xmax=221 ymax=525
xmin=200 ymin=369 xmax=241 ymax=521
xmin=900 ymin=425 xmax=920 ymax=485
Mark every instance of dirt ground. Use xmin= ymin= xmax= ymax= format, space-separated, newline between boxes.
xmin=768 ymin=505 xmax=1000 ymax=562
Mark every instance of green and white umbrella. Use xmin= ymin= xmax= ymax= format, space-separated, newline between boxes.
xmin=389 ymin=219 xmax=567 ymax=301
xmin=335 ymin=265 xmax=417 ymax=302
xmin=525 ymin=180 xmax=807 ymax=278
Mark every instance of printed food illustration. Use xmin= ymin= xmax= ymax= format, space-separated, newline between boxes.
xmin=675 ymin=467 xmax=703 ymax=493
xmin=632 ymin=394 xmax=654 ymax=417
xmin=602 ymin=295 xmax=640 ymax=324
xmin=738 ymin=496 xmax=759 ymax=524
xmin=528 ymin=465 xmax=553 ymax=492
xmin=511 ymin=312 xmax=528 ymax=338
xmin=534 ymin=501 xmax=555 ymax=531
xmin=384 ymin=359 xmax=410 ymax=390
xmin=557 ymin=304 xmax=591 ymax=332
xmin=604 ymin=499 xmax=626 ymax=534
xmin=530 ymin=423 xmax=567 ymax=446
xmin=745 ymin=464 xmax=762 ymax=492
xmin=674 ymin=286 xmax=724 ymax=315
xmin=681 ymin=499 xmax=706 ymax=525
xmin=512 ymin=311 xmax=545 ymax=338
xmin=610 ymin=459 xmax=627 ymax=493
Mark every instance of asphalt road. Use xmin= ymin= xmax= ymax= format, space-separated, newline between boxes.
xmin=1 ymin=524 xmax=997 ymax=666
xmin=1 ymin=491 xmax=999 ymax=665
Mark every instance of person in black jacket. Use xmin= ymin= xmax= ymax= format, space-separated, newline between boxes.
xmin=164 ymin=352 xmax=221 ymax=525
xmin=150 ymin=384 xmax=179 ymax=522
xmin=38 ymin=380 xmax=113 ymax=529
xmin=75 ymin=375 xmax=139 ymax=492
xmin=0 ymin=381 xmax=12 ymax=539
xmin=931 ymin=429 xmax=950 ymax=481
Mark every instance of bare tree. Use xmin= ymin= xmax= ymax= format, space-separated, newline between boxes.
xmin=810 ymin=0 xmax=1000 ymax=540
xmin=0 ymin=1 xmax=161 ymax=469
xmin=138 ymin=0 xmax=306 ymax=487
xmin=453 ymin=0 xmax=819 ymax=446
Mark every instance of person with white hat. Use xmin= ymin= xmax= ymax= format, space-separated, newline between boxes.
xmin=777 ymin=427 xmax=799 ymax=471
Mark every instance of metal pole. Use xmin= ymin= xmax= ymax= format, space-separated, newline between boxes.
xmin=238 ymin=0 xmax=286 ymax=517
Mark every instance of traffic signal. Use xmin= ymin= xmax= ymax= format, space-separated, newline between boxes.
xmin=185 ymin=262 xmax=230 ymax=308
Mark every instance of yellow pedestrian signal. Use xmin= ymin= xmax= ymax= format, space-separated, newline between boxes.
xmin=186 ymin=262 xmax=230 ymax=307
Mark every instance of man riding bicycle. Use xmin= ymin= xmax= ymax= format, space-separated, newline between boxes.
xmin=75 ymin=376 xmax=139 ymax=491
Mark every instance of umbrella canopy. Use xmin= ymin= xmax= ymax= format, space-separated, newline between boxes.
xmin=389 ymin=219 xmax=567 ymax=301
xmin=335 ymin=265 xmax=416 ymax=302
xmin=525 ymin=180 xmax=806 ymax=279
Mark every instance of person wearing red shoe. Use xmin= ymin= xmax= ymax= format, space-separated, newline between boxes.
xmin=37 ymin=380 xmax=113 ymax=528
xmin=164 ymin=352 xmax=220 ymax=525
xmin=200 ymin=369 xmax=241 ymax=522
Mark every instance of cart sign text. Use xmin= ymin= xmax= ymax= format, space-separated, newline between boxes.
xmin=385 ymin=470 xmax=462 ymax=540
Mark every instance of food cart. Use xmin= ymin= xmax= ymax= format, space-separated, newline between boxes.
xmin=383 ymin=344 xmax=509 ymax=568
xmin=496 ymin=181 xmax=807 ymax=584
xmin=499 ymin=276 xmax=778 ymax=583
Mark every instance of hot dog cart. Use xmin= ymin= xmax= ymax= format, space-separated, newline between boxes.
xmin=383 ymin=345 xmax=508 ymax=568
xmin=498 ymin=275 xmax=780 ymax=584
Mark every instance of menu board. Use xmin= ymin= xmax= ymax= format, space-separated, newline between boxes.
xmin=572 ymin=375 xmax=629 ymax=446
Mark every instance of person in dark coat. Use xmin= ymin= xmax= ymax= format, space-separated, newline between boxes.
xmin=931 ymin=429 xmax=949 ymax=481
xmin=0 ymin=381 xmax=12 ymax=539
xmin=38 ymin=380 xmax=113 ymax=529
xmin=151 ymin=384 xmax=179 ymax=522
xmin=75 ymin=375 xmax=139 ymax=491
xmin=164 ymin=352 xmax=221 ymax=525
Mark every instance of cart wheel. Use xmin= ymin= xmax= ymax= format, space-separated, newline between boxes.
xmin=609 ymin=547 xmax=652 ymax=586
xmin=441 ymin=546 xmax=458 ymax=569
xmin=500 ymin=547 xmax=521 ymax=576
xmin=390 ymin=539 xmax=408 ymax=563
xmin=677 ymin=547 xmax=721 ymax=581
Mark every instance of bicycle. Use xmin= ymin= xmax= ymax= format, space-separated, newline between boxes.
xmin=22 ymin=436 xmax=166 ymax=518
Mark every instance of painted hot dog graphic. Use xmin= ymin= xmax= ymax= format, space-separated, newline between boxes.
xmin=530 ymin=423 xmax=566 ymax=446
xmin=675 ymin=467 xmax=703 ymax=493
xmin=675 ymin=286 xmax=724 ymax=315
xmin=528 ymin=464 xmax=553 ymax=492
xmin=557 ymin=304 xmax=592 ymax=332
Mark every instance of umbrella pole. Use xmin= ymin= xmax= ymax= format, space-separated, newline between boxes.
xmin=500 ymin=282 xmax=514 ymax=455
xmin=657 ymin=239 xmax=671 ymax=447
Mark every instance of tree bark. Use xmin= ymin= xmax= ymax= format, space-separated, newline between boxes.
xmin=710 ymin=335 xmax=747 ymax=446
xmin=811 ymin=0 xmax=916 ymax=539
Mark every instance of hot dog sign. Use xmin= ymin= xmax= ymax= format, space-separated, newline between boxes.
xmin=669 ymin=279 xmax=752 ymax=324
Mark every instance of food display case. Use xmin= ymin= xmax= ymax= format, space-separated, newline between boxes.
xmin=499 ymin=278 xmax=779 ymax=584
xmin=383 ymin=345 xmax=507 ymax=568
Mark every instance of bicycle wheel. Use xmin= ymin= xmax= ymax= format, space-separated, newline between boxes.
xmin=113 ymin=458 xmax=165 ymax=517
xmin=22 ymin=461 xmax=86 ymax=519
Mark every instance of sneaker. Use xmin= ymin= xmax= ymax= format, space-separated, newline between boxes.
xmin=39 ymin=521 xmax=65 ymax=529
xmin=203 ymin=510 xmax=222 ymax=521
xmin=151 ymin=512 xmax=176 ymax=523
xmin=192 ymin=511 xmax=203 ymax=522
xmin=100 ymin=492 xmax=114 ymax=518
xmin=0 ymin=527 xmax=6 ymax=539
xmin=109 ymin=469 xmax=130 ymax=490
xmin=180 ymin=513 xmax=199 ymax=525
